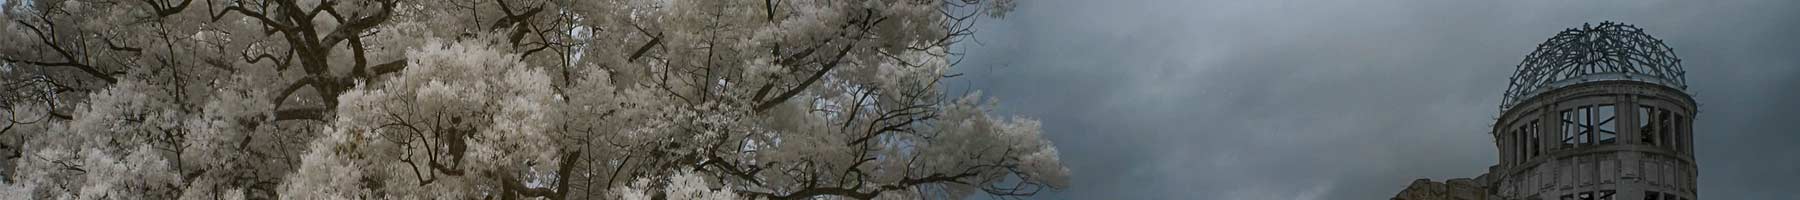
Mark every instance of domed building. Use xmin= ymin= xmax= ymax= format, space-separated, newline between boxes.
xmin=1394 ymin=21 xmax=1698 ymax=200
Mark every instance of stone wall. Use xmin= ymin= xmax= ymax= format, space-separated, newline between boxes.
xmin=1392 ymin=178 xmax=1488 ymax=200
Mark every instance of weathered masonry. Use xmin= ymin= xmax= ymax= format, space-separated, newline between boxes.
xmin=1394 ymin=21 xmax=1699 ymax=200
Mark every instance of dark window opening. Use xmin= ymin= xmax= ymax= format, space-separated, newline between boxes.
xmin=1514 ymin=128 xmax=1524 ymax=164
xmin=1562 ymin=106 xmax=1596 ymax=147
xmin=1563 ymin=109 xmax=1574 ymax=147
xmin=1515 ymin=120 xmax=1538 ymax=163
xmin=1663 ymin=113 xmax=1677 ymax=153
xmin=1658 ymin=108 xmax=1675 ymax=151
xmin=1643 ymin=191 xmax=1660 ymax=200
xmin=1529 ymin=120 xmax=1540 ymax=157
xmin=1562 ymin=109 xmax=1577 ymax=147
xmin=1597 ymin=105 xmax=1617 ymax=144
xmin=1639 ymin=106 xmax=1657 ymax=146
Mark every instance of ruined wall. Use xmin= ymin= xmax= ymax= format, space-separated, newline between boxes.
xmin=1392 ymin=178 xmax=1489 ymax=200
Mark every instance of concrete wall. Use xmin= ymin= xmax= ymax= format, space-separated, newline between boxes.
xmin=1491 ymin=81 xmax=1698 ymax=200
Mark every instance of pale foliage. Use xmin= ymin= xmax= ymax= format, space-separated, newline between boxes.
xmin=0 ymin=0 xmax=1061 ymax=199
xmin=612 ymin=168 xmax=740 ymax=200
xmin=284 ymin=37 xmax=564 ymax=198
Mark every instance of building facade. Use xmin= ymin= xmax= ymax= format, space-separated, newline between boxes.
xmin=1396 ymin=21 xmax=1698 ymax=200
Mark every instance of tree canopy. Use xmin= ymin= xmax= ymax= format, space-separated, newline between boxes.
xmin=0 ymin=0 xmax=1067 ymax=199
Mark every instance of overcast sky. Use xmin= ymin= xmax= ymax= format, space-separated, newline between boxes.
xmin=948 ymin=0 xmax=1800 ymax=199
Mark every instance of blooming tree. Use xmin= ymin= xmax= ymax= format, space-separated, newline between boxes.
xmin=0 ymin=0 xmax=1065 ymax=199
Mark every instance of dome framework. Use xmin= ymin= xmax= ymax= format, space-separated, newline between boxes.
xmin=1503 ymin=21 xmax=1687 ymax=110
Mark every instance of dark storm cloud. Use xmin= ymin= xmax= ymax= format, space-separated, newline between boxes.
xmin=948 ymin=0 xmax=1800 ymax=199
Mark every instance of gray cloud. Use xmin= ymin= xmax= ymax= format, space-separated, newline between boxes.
xmin=949 ymin=0 xmax=1800 ymax=199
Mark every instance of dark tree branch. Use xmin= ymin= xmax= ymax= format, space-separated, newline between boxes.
xmin=627 ymin=34 xmax=662 ymax=62
xmin=272 ymin=107 xmax=328 ymax=122
xmin=140 ymin=0 xmax=196 ymax=18
xmin=750 ymin=41 xmax=853 ymax=112
xmin=8 ymin=19 xmax=120 ymax=83
xmin=751 ymin=9 xmax=886 ymax=112
xmin=369 ymin=60 xmax=408 ymax=77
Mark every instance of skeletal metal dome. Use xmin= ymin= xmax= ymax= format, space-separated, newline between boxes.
xmin=1502 ymin=21 xmax=1687 ymax=110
